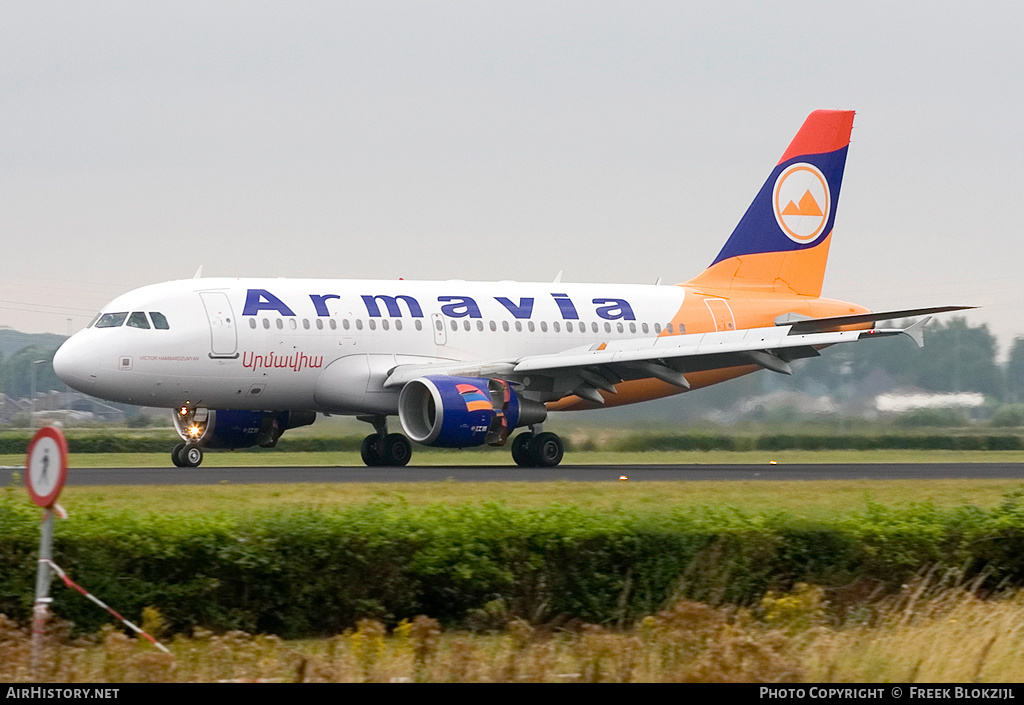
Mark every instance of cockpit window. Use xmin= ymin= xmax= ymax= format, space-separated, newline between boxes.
xmin=86 ymin=313 xmax=100 ymax=329
xmin=149 ymin=312 xmax=170 ymax=330
xmin=126 ymin=312 xmax=150 ymax=329
xmin=95 ymin=312 xmax=128 ymax=328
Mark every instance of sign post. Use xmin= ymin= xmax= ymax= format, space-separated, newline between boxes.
xmin=25 ymin=426 xmax=68 ymax=678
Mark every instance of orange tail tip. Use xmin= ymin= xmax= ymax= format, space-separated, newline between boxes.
xmin=684 ymin=110 xmax=855 ymax=297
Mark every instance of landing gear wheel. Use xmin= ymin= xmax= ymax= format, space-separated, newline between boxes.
xmin=383 ymin=433 xmax=412 ymax=467
xmin=511 ymin=433 xmax=534 ymax=467
xmin=361 ymin=434 xmax=385 ymax=467
xmin=171 ymin=443 xmax=186 ymax=468
xmin=181 ymin=445 xmax=204 ymax=468
xmin=530 ymin=432 xmax=564 ymax=467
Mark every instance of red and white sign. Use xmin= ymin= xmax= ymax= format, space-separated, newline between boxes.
xmin=25 ymin=427 xmax=68 ymax=508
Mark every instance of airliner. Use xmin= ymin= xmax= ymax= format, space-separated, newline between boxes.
xmin=53 ymin=110 xmax=969 ymax=468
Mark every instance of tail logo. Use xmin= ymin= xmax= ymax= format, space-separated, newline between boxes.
xmin=772 ymin=163 xmax=831 ymax=244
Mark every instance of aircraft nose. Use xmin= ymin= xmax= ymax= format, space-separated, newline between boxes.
xmin=53 ymin=334 xmax=97 ymax=391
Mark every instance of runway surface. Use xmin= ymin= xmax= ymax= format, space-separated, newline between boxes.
xmin=4 ymin=463 xmax=1024 ymax=486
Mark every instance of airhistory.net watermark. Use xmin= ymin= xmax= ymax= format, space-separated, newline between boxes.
xmin=6 ymin=688 xmax=119 ymax=699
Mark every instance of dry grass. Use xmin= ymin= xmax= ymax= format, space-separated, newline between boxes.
xmin=5 ymin=582 xmax=1024 ymax=683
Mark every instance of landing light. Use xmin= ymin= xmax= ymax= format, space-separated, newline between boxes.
xmin=188 ymin=425 xmax=201 ymax=438
xmin=179 ymin=406 xmax=189 ymax=417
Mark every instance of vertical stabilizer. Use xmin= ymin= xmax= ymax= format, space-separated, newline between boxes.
xmin=683 ymin=110 xmax=855 ymax=297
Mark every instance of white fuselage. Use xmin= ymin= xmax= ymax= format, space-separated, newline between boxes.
xmin=55 ymin=277 xmax=691 ymax=414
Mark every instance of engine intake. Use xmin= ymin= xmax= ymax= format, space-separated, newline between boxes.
xmin=399 ymin=376 xmax=543 ymax=448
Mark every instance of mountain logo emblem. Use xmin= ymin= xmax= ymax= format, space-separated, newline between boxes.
xmin=772 ymin=163 xmax=830 ymax=243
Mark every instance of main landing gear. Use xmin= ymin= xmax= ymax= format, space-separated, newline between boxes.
xmin=354 ymin=416 xmax=565 ymax=468
xmin=358 ymin=415 xmax=412 ymax=467
xmin=171 ymin=443 xmax=204 ymax=468
xmin=511 ymin=430 xmax=564 ymax=467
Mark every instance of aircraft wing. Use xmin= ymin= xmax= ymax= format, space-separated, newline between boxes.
xmin=383 ymin=316 xmax=936 ymax=404
xmin=775 ymin=305 xmax=974 ymax=334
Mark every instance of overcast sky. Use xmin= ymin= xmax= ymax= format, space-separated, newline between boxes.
xmin=2 ymin=2 xmax=1022 ymax=357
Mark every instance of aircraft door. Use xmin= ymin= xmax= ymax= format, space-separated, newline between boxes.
xmin=431 ymin=313 xmax=447 ymax=346
xmin=200 ymin=291 xmax=239 ymax=359
xmin=704 ymin=298 xmax=736 ymax=332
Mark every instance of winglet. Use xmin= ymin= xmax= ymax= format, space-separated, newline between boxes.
xmin=901 ymin=317 xmax=930 ymax=348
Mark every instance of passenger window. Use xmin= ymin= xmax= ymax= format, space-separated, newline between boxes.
xmin=515 ymin=321 xmax=522 ymax=332
xmin=528 ymin=321 xmax=535 ymax=332
xmin=502 ymin=321 xmax=509 ymax=332
xmin=343 ymin=319 xmax=350 ymax=330
xmin=592 ymin=322 xmax=599 ymax=333
xmin=150 ymin=312 xmax=170 ymax=329
xmin=654 ymin=323 xmax=662 ymax=333
xmin=96 ymin=312 xmax=128 ymax=328
xmin=288 ymin=319 xmax=297 ymax=330
xmin=356 ymin=320 xmax=363 ymax=331
xmin=263 ymin=318 xmax=270 ymax=329
xmin=316 ymin=319 xmax=324 ymax=330
xmin=303 ymin=319 xmax=310 ymax=330
xmin=540 ymin=321 xmax=548 ymax=333
xmin=276 ymin=319 xmax=284 ymax=330
xmin=369 ymin=320 xmax=377 ymax=331
xmin=476 ymin=320 xmax=483 ymax=331
xmin=330 ymin=319 xmax=338 ymax=330
xmin=566 ymin=322 xmax=573 ymax=333
xmin=553 ymin=322 xmax=560 ymax=333
xmin=463 ymin=320 xmax=470 ymax=331
xmin=249 ymin=319 xmax=257 ymax=329
xmin=396 ymin=320 xmax=403 ymax=331
xmin=629 ymin=322 xmax=636 ymax=334
xmin=489 ymin=321 xmax=496 ymax=332
xmin=642 ymin=323 xmax=649 ymax=334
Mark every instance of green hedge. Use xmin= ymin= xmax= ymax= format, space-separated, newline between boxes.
xmin=751 ymin=434 xmax=1024 ymax=451
xmin=3 ymin=494 xmax=1024 ymax=637
xmin=607 ymin=433 xmax=1024 ymax=452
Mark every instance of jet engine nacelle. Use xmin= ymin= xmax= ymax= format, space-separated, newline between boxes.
xmin=398 ymin=376 xmax=545 ymax=448
xmin=173 ymin=408 xmax=316 ymax=449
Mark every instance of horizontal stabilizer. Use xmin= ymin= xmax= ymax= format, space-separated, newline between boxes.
xmin=778 ymin=306 xmax=974 ymax=334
